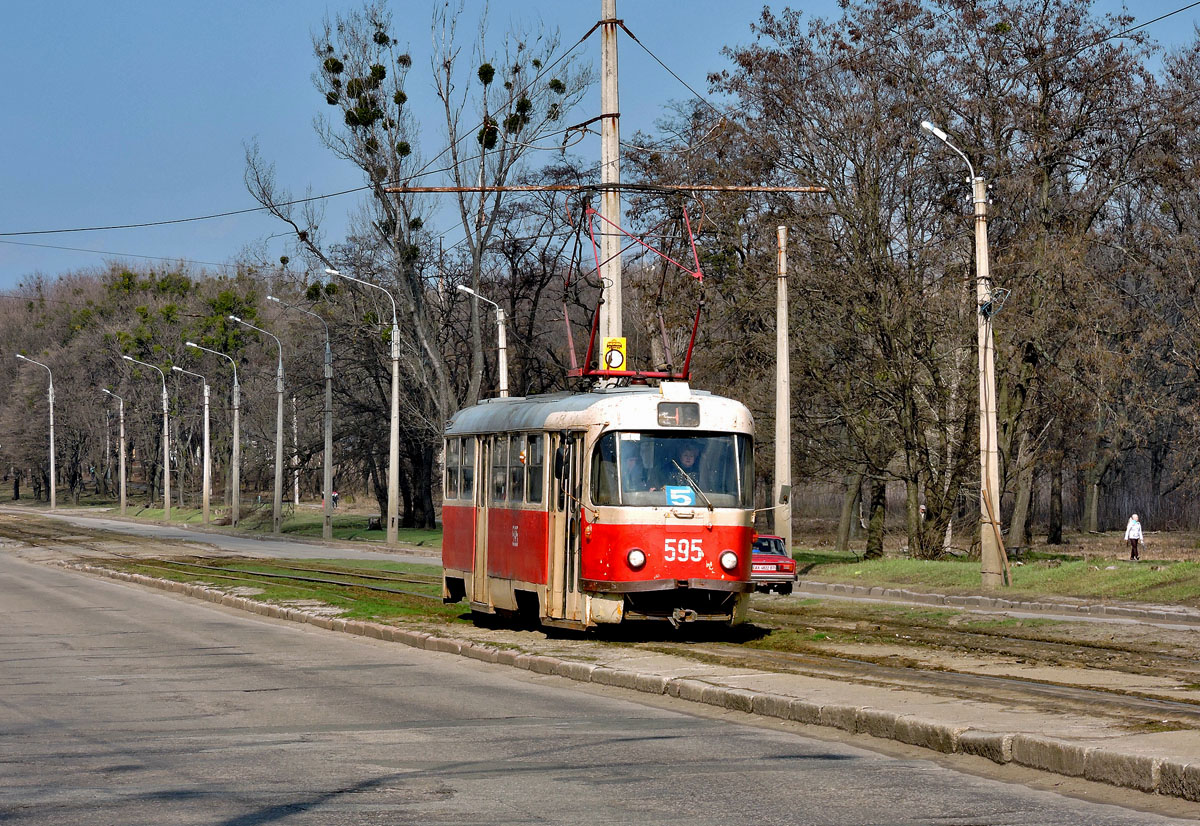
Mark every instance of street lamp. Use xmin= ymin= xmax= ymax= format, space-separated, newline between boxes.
xmin=173 ymin=366 xmax=211 ymax=526
xmin=229 ymin=315 xmax=285 ymax=535
xmin=326 ymin=267 xmax=399 ymax=546
xmin=123 ymin=355 xmax=170 ymax=523
xmin=920 ymin=119 xmax=1007 ymax=589
xmin=186 ymin=341 xmax=240 ymax=527
xmin=457 ymin=285 xmax=509 ymax=398
xmin=15 ymin=354 xmax=55 ymax=510
xmin=100 ymin=389 xmax=126 ymax=516
xmin=268 ymin=295 xmax=334 ymax=540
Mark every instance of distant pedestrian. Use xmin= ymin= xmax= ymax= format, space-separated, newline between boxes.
xmin=331 ymin=490 xmax=339 ymax=510
xmin=1124 ymin=513 xmax=1143 ymax=561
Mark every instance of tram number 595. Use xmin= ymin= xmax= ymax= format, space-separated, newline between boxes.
xmin=663 ymin=538 xmax=703 ymax=562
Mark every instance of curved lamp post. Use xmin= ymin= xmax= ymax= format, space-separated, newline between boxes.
xmin=100 ymin=389 xmax=126 ymax=515
xmin=15 ymin=354 xmax=55 ymax=510
xmin=920 ymin=119 xmax=1006 ymax=589
xmin=230 ymin=315 xmax=285 ymax=535
xmin=186 ymin=341 xmax=240 ymax=527
xmin=173 ymin=366 xmax=211 ymax=526
xmin=326 ymin=267 xmax=399 ymax=546
xmin=268 ymin=295 xmax=334 ymax=540
xmin=457 ymin=285 xmax=509 ymax=398
xmin=123 ymin=355 xmax=170 ymax=523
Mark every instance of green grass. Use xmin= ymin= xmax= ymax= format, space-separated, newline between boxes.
xmin=794 ymin=550 xmax=1200 ymax=606
xmin=83 ymin=503 xmax=443 ymax=548
xmin=109 ymin=557 xmax=466 ymax=624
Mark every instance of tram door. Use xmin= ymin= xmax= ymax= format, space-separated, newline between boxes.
xmin=471 ymin=437 xmax=490 ymax=609
xmin=547 ymin=432 xmax=583 ymax=621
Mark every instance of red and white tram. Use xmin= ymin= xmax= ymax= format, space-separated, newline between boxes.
xmin=442 ymin=380 xmax=755 ymax=629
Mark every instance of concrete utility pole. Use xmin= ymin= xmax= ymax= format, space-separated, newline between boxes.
xmin=173 ymin=367 xmax=211 ymax=526
xmin=327 ymin=268 xmax=399 ymax=545
xmin=775 ymin=227 xmax=792 ymax=552
xmin=101 ymin=389 xmax=127 ymax=515
xmin=123 ymin=355 xmax=169 ymax=523
xmin=187 ymin=341 xmax=240 ymax=527
xmin=292 ymin=395 xmax=300 ymax=506
xmin=230 ymin=316 xmax=285 ymax=535
xmin=598 ymin=0 xmax=622 ymax=341
xmin=921 ymin=120 xmax=1007 ymax=589
xmin=456 ymin=285 xmax=509 ymax=397
xmin=267 ymin=296 xmax=336 ymax=540
xmin=16 ymin=355 xmax=55 ymax=510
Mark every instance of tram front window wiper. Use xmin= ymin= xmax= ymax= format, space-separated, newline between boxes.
xmin=671 ymin=460 xmax=714 ymax=511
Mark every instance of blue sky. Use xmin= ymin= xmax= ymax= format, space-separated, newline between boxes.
xmin=2 ymin=1 xmax=1196 ymax=291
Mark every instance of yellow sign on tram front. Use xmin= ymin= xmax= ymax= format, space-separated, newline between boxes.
xmin=602 ymin=337 xmax=627 ymax=370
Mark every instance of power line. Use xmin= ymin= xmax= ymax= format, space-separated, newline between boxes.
xmin=2 ymin=3 xmax=1197 ymax=246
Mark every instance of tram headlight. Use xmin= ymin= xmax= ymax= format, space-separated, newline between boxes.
xmin=719 ymin=550 xmax=739 ymax=572
xmin=627 ymin=548 xmax=646 ymax=570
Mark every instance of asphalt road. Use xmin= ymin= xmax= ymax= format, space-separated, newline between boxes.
xmin=2 ymin=553 xmax=1193 ymax=825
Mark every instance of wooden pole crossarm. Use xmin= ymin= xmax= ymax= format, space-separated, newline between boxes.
xmin=383 ymin=183 xmax=826 ymax=194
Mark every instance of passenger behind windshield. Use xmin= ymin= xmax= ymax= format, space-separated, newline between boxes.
xmin=651 ymin=440 xmax=701 ymax=490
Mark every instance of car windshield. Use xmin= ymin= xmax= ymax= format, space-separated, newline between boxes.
xmin=591 ymin=431 xmax=753 ymax=508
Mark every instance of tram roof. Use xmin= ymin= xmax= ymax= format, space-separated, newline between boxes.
xmin=444 ymin=383 xmax=750 ymax=436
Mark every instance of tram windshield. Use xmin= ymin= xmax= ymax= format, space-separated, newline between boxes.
xmin=591 ymin=431 xmax=753 ymax=508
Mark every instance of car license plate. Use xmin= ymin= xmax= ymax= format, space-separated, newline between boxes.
xmin=752 ymin=564 xmax=776 ymax=572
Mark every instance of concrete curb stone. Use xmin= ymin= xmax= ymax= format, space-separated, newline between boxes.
xmin=895 ymin=716 xmax=965 ymax=754
xmin=554 ymin=660 xmax=596 ymax=682
xmin=1084 ymin=750 xmax=1160 ymax=793
xmin=721 ymin=688 xmax=757 ymax=713
xmin=1011 ymin=734 xmax=1091 ymax=778
xmin=1159 ymin=760 xmax=1200 ymax=802
xmin=788 ymin=699 xmax=823 ymax=726
xmin=958 ymin=729 xmax=1013 ymax=764
xmin=817 ymin=702 xmax=858 ymax=733
xmin=858 ymin=707 xmax=899 ymax=740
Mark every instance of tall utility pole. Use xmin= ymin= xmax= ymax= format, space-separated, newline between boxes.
xmin=101 ymin=389 xmax=127 ymax=515
xmin=775 ymin=227 xmax=792 ymax=551
xmin=173 ymin=367 xmax=211 ymax=526
xmin=265 ymin=294 xmax=338 ymax=540
xmin=230 ymin=316 xmax=285 ymax=534
xmin=187 ymin=341 xmax=240 ymax=527
xmin=16 ymin=355 xmax=55 ymax=510
xmin=292 ymin=395 xmax=300 ymax=506
xmin=598 ymin=0 xmax=622 ymax=341
xmin=327 ymin=268 xmax=399 ymax=545
xmin=123 ymin=355 xmax=169 ymax=523
xmin=921 ymin=120 xmax=1007 ymax=589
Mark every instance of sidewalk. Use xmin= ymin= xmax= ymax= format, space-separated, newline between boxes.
xmin=71 ymin=561 xmax=1200 ymax=805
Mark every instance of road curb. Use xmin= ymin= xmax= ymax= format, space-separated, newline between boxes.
xmin=69 ymin=562 xmax=1200 ymax=803
xmin=797 ymin=580 xmax=1200 ymax=626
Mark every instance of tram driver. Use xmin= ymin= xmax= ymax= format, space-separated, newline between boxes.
xmin=652 ymin=439 xmax=702 ymax=490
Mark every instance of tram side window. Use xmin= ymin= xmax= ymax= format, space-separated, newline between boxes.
xmin=508 ymin=434 xmax=524 ymax=505
xmin=526 ymin=434 xmax=544 ymax=503
xmin=461 ymin=438 xmax=475 ymax=499
xmin=445 ymin=438 xmax=459 ymax=500
xmin=492 ymin=435 xmax=508 ymax=503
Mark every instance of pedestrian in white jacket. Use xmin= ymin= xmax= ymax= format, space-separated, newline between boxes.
xmin=1124 ymin=513 xmax=1143 ymax=561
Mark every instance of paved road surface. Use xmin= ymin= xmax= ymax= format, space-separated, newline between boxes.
xmin=2 ymin=553 xmax=1191 ymax=825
